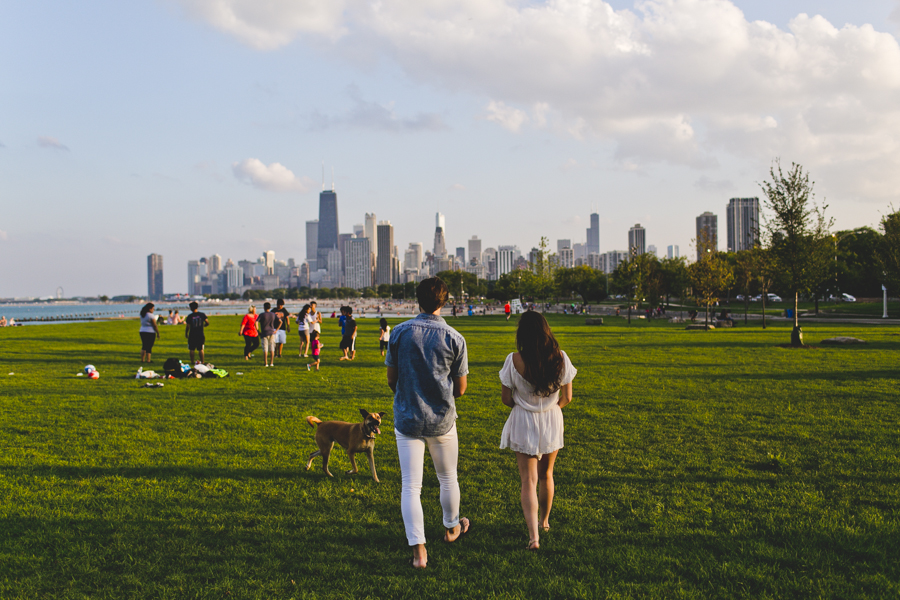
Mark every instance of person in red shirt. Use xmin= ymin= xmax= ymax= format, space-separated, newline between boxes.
xmin=504 ymin=302 xmax=512 ymax=321
xmin=239 ymin=306 xmax=259 ymax=360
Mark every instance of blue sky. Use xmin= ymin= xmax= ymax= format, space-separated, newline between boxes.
xmin=2 ymin=0 xmax=899 ymax=297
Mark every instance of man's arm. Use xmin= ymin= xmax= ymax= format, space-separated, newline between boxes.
xmin=453 ymin=375 xmax=467 ymax=398
xmin=386 ymin=366 xmax=398 ymax=393
xmin=185 ymin=322 xmax=190 ymax=339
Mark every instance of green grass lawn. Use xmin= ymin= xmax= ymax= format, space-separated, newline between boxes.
xmin=1 ymin=315 xmax=898 ymax=599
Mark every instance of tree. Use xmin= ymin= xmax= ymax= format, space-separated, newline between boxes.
xmin=657 ymin=257 xmax=690 ymax=310
xmin=555 ymin=266 xmax=605 ymax=304
xmin=689 ymin=231 xmax=734 ymax=327
xmin=877 ymin=209 xmax=900 ymax=301
xmin=524 ymin=236 xmax=557 ymax=309
xmin=733 ymin=250 xmax=754 ymax=325
xmin=435 ymin=270 xmax=480 ymax=301
xmin=761 ymin=160 xmax=833 ymax=346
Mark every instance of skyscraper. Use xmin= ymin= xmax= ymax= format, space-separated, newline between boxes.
xmin=436 ymin=212 xmax=445 ymax=231
xmin=667 ymin=245 xmax=680 ymax=259
xmin=726 ymin=197 xmax=760 ymax=252
xmin=468 ymin=236 xmax=482 ymax=265
xmin=353 ymin=223 xmax=364 ymax=238
xmin=696 ymin=212 xmax=718 ymax=259
xmin=306 ymin=220 xmax=319 ymax=270
xmin=586 ymin=212 xmax=600 ymax=255
xmin=376 ymin=221 xmax=394 ymax=286
xmin=557 ymin=239 xmax=572 ymax=254
xmin=187 ymin=260 xmax=201 ymax=295
xmin=316 ymin=189 xmax=339 ymax=275
xmin=497 ymin=245 xmax=518 ymax=278
xmin=456 ymin=247 xmax=465 ymax=264
xmin=207 ymin=254 xmax=222 ymax=275
xmin=147 ymin=254 xmax=163 ymax=300
xmin=365 ymin=213 xmax=378 ymax=262
xmin=628 ymin=224 xmax=646 ymax=256
xmin=344 ymin=237 xmax=372 ymax=289
xmin=262 ymin=250 xmax=275 ymax=275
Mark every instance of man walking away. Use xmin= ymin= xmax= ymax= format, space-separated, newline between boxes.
xmin=256 ymin=302 xmax=282 ymax=367
xmin=385 ymin=277 xmax=470 ymax=569
xmin=185 ymin=301 xmax=209 ymax=364
xmin=273 ymin=298 xmax=291 ymax=358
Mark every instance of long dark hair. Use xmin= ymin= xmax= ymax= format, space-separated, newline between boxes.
xmin=140 ymin=303 xmax=154 ymax=317
xmin=298 ymin=304 xmax=310 ymax=321
xmin=516 ymin=310 xmax=564 ymax=397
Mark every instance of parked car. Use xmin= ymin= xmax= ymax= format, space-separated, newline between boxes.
xmin=766 ymin=293 xmax=782 ymax=302
xmin=842 ymin=293 xmax=857 ymax=302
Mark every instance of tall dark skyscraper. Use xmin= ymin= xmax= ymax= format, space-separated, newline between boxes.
xmin=147 ymin=254 xmax=163 ymax=300
xmin=316 ymin=189 xmax=339 ymax=275
xmin=376 ymin=221 xmax=394 ymax=286
xmin=586 ymin=212 xmax=600 ymax=255
xmin=726 ymin=197 xmax=760 ymax=252
xmin=696 ymin=211 xmax=718 ymax=260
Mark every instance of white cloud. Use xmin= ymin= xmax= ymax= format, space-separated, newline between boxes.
xmin=178 ymin=0 xmax=900 ymax=198
xmin=232 ymin=158 xmax=314 ymax=192
xmin=484 ymin=100 xmax=528 ymax=132
xmin=171 ymin=0 xmax=348 ymax=50
xmin=38 ymin=136 xmax=69 ymax=151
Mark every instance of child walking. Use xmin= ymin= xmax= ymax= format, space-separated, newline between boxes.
xmin=379 ymin=318 xmax=391 ymax=357
xmin=307 ymin=330 xmax=322 ymax=371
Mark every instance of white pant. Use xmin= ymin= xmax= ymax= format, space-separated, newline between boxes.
xmin=395 ymin=424 xmax=460 ymax=546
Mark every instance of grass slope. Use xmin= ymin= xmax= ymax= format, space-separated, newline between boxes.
xmin=1 ymin=315 xmax=899 ymax=599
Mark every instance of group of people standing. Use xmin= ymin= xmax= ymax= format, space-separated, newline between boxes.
xmin=387 ymin=277 xmax=576 ymax=566
xmin=138 ymin=301 xmax=209 ymax=364
xmin=238 ymin=299 xmax=322 ymax=368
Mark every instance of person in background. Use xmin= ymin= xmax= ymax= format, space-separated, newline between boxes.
xmin=166 ymin=310 xmax=175 ymax=325
xmin=273 ymin=298 xmax=291 ymax=359
xmin=385 ymin=277 xmax=470 ymax=569
xmin=296 ymin=304 xmax=312 ymax=357
xmin=309 ymin=301 xmax=322 ymax=336
xmin=379 ymin=318 xmax=391 ymax=357
xmin=185 ymin=301 xmax=210 ymax=364
xmin=339 ymin=307 xmax=357 ymax=361
xmin=239 ymin=305 xmax=260 ymax=360
xmin=307 ymin=329 xmax=322 ymax=371
xmin=499 ymin=310 xmax=576 ymax=551
xmin=256 ymin=302 xmax=282 ymax=367
xmin=139 ymin=303 xmax=160 ymax=363
xmin=173 ymin=310 xmax=184 ymax=325
xmin=505 ymin=301 xmax=512 ymax=321
xmin=0 ymin=316 xmax=7 ymax=327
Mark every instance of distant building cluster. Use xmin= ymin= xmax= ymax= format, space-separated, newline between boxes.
xmin=145 ymin=191 xmax=761 ymax=297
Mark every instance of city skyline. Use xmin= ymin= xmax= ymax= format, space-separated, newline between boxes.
xmin=3 ymin=1 xmax=900 ymax=297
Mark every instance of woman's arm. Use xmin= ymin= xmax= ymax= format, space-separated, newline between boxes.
xmin=501 ymin=385 xmax=515 ymax=408
xmin=152 ymin=316 xmax=160 ymax=338
xmin=557 ymin=382 xmax=572 ymax=409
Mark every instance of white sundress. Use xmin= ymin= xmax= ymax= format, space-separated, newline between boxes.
xmin=499 ymin=351 xmax=577 ymax=459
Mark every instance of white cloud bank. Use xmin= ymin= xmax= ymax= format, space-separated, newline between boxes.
xmin=178 ymin=0 xmax=900 ymax=199
xmin=232 ymin=158 xmax=315 ymax=192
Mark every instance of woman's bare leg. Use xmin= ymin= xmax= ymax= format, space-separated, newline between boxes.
xmin=537 ymin=450 xmax=559 ymax=531
xmin=516 ymin=453 xmax=540 ymax=548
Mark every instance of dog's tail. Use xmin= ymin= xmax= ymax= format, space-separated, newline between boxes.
xmin=306 ymin=416 xmax=322 ymax=428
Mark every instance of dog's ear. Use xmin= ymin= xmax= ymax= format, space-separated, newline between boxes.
xmin=359 ymin=408 xmax=370 ymax=418
xmin=378 ymin=412 xmax=386 ymax=418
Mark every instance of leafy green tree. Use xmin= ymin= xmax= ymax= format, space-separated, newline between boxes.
xmin=657 ymin=257 xmax=690 ymax=308
xmin=733 ymin=250 xmax=754 ymax=324
xmin=761 ymin=160 xmax=833 ymax=345
xmin=689 ymin=238 xmax=734 ymax=327
xmin=877 ymin=210 xmax=900 ymax=301
xmin=555 ymin=266 xmax=606 ymax=304
xmin=524 ymin=236 xmax=557 ymax=308
xmin=435 ymin=270 xmax=481 ymax=300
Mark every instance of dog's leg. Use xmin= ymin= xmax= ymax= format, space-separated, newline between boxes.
xmin=306 ymin=450 xmax=321 ymax=471
xmin=320 ymin=441 xmax=335 ymax=477
xmin=366 ymin=448 xmax=379 ymax=483
xmin=347 ymin=451 xmax=359 ymax=475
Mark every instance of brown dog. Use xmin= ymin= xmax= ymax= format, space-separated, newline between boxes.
xmin=306 ymin=409 xmax=386 ymax=482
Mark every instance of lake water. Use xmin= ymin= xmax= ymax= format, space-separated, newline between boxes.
xmin=0 ymin=301 xmax=425 ymax=325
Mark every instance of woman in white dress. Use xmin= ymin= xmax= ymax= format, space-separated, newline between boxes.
xmin=499 ymin=310 xmax=576 ymax=550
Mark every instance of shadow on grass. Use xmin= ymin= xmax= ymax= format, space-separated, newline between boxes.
xmin=0 ymin=465 xmax=306 ymax=480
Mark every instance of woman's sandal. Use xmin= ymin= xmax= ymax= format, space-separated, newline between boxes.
xmin=526 ymin=540 xmax=540 ymax=551
xmin=443 ymin=517 xmax=470 ymax=543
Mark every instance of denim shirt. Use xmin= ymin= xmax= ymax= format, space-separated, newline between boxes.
xmin=385 ymin=313 xmax=469 ymax=437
